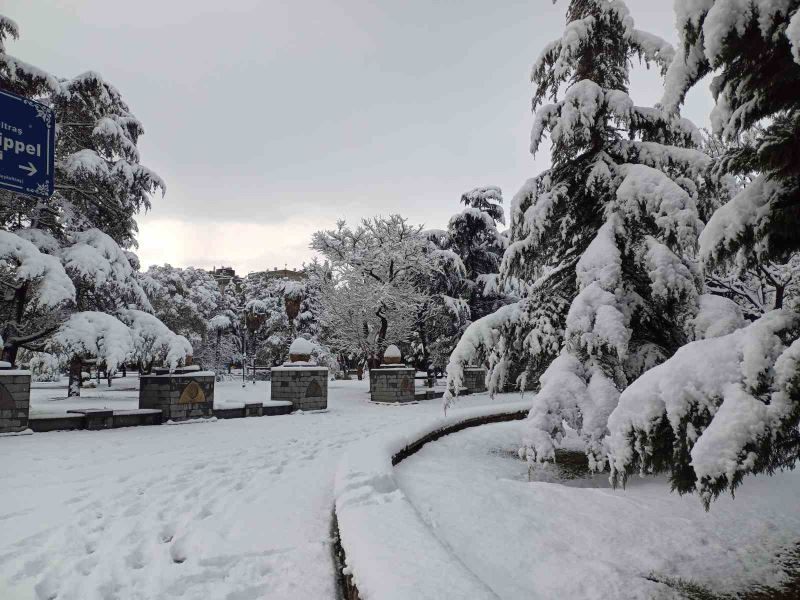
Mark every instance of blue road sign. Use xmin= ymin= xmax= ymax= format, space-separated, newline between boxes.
xmin=0 ymin=89 xmax=55 ymax=198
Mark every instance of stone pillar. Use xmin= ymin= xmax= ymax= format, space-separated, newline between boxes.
xmin=139 ymin=367 xmax=214 ymax=422
xmin=369 ymin=344 xmax=415 ymax=403
xmin=462 ymin=367 xmax=488 ymax=394
xmin=0 ymin=367 xmax=31 ymax=433
xmin=270 ymin=338 xmax=329 ymax=411
xmin=369 ymin=366 xmax=416 ymax=403
xmin=270 ymin=367 xmax=328 ymax=411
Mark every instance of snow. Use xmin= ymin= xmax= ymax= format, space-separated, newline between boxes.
xmin=334 ymin=399 xmax=531 ymax=600
xmin=788 ymin=7 xmax=800 ymax=64
xmin=692 ymin=293 xmax=745 ymax=339
xmin=395 ymin=419 xmax=800 ymax=599
xmin=150 ymin=370 xmax=216 ymax=378
xmin=273 ymin=365 xmax=326 ymax=371
xmin=383 ymin=344 xmax=401 ymax=359
xmin=61 ymin=229 xmax=151 ymax=311
xmin=698 ymin=174 xmax=779 ymax=266
xmin=444 ymin=301 xmax=523 ymax=403
xmin=643 ymin=235 xmax=697 ymax=302
xmin=2 ymin=377 xmax=523 ymax=599
xmin=532 ymin=80 xmax=635 ymax=153
xmin=607 ymin=309 xmax=800 ymax=500
xmin=702 ymin=0 xmax=794 ymax=64
xmin=207 ymin=314 xmax=231 ymax=332
xmin=0 ymin=230 xmax=75 ymax=308
xmin=614 ymin=163 xmax=701 ymax=250
xmin=630 ymin=29 xmax=675 ymax=73
xmin=288 ymin=337 xmax=314 ymax=356
xmin=119 ymin=309 xmax=192 ymax=371
xmin=51 ymin=311 xmax=133 ymax=373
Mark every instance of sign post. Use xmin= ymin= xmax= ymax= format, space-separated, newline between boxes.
xmin=0 ymin=90 xmax=55 ymax=198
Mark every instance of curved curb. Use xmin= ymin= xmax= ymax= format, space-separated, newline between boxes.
xmin=332 ymin=401 xmax=530 ymax=600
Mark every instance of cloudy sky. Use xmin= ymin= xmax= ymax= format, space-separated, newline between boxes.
xmin=6 ymin=0 xmax=713 ymax=274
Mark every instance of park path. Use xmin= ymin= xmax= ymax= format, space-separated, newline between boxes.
xmin=0 ymin=380 xmax=501 ymax=600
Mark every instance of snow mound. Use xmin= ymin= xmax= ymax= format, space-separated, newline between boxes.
xmin=383 ymin=344 xmax=401 ymax=359
xmin=289 ymin=337 xmax=315 ymax=356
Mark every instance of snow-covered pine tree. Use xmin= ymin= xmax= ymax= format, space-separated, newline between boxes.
xmin=694 ymin=131 xmax=800 ymax=320
xmin=412 ymin=186 xmax=510 ymax=371
xmin=607 ymin=0 xmax=800 ymax=507
xmin=448 ymin=186 xmax=508 ymax=321
xmin=0 ymin=15 xmax=187 ymax=391
xmin=446 ymin=0 xmax=707 ymax=471
xmin=412 ymin=229 xmax=468 ymax=371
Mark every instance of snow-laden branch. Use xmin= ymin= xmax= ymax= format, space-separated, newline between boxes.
xmin=0 ymin=230 xmax=75 ymax=308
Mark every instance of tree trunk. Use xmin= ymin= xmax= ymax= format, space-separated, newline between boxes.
xmin=774 ymin=283 xmax=786 ymax=309
xmin=3 ymin=283 xmax=28 ymax=367
xmin=68 ymin=356 xmax=82 ymax=397
xmin=214 ymin=330 xmax=222 ymax=381
xmin=1 ymin=344 xmax=17 ymax=366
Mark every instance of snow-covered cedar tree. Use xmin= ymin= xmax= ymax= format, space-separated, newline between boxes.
xmin=411 ymin=233 xmax=469 ymax=371
xmin=312 ymin=215 xmax=433 ymax=367
xmin=450 ymin=186 xmax=510 ymax=318
xmin=699 ymin=132 xmax=800 ymax=320
xmin=413 ymin=186 xmax=514 ymax=371
xmin=0 ymin=16 xmax=187 ymax=392
xmin=607 ymin=0 xmax=800 ymax=506
xmin=445 ymin=0 xmax=708 ymax=472
xmin=661 ymin=0 xmax=800 ymax=264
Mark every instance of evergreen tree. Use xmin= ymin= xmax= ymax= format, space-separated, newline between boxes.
xmin=414 ymin=186 xmax=510 ymax=371
xmin=446 ymin=0 xmax=707 ymax=471
xmin=607 ymin=0 xmax=800 ymax=507
xmin=447 ymin=186 xmax=509 ymax=321
xmin=0 ymin=15 xmax=186 ymax=390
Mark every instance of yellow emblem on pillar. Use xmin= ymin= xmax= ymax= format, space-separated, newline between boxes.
xmin=179 ymin=381 xmax=205 ymax=405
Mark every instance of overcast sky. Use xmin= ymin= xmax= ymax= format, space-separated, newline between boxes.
xmin=5 ymin=0 xmax=714 ymax=274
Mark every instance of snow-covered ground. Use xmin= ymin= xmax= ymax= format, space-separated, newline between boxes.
xmin=395 ymin=420 xmax=800 ymax=599
xmin=1 ymin=377 xmax=517 ymax=600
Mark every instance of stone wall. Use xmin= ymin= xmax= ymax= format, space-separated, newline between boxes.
xmin=139 ymin=371 xmax=214 ymax=421
xmin=0 ymin=370 xmax=31 ymax=433
xmin=271 ymin=367 xmax=328 ymax=411
xmin=370 ymin=367 xmax=415 ymax=403
xmin=462 ymin=367 xmax=487 ymax=394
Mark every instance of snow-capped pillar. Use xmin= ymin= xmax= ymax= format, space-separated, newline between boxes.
xmin=370 ymin=344 xmax=415 ymax=403
xmin=0 ymin=363 xmax=31 ymax=433
xmin=270 ymin=338 xmax=328 ymax=411
xmin=138 ymin=365 xmax=215 ymax=422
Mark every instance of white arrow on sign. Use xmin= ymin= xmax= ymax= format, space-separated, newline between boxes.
xmin=19 ymin=162 xmax=37 ymax=176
